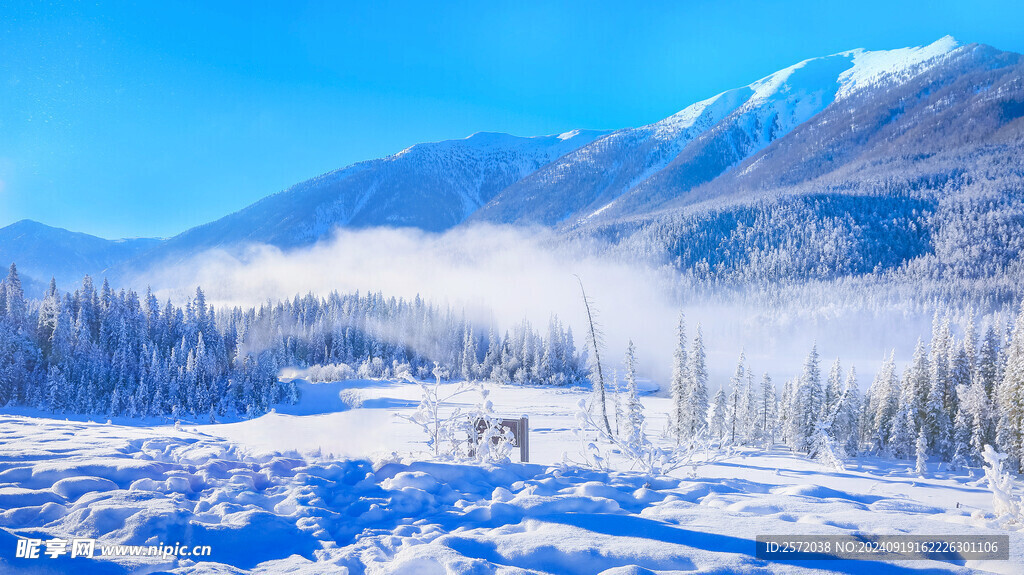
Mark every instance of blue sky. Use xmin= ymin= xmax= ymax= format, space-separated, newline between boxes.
xmin=1 ymin=0 xmax=1021 ymax=239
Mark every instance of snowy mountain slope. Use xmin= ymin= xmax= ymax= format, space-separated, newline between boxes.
xmin=654 ymin=41 xmax=1024 ymax=210
xmin=465 ymin=89 xmax=753 ymax=227
xmin=470 ymin=37 xmax=963 ymax=227
xmin=123 ymin=130 xmax=608 ymax=270
xmin=0 ymin=220 xmax=160 ymax=294
xmin=5 ymin=37 xmax=1023 ymax=290
xmin=577 ymin=41 xmax=1024 ymax=294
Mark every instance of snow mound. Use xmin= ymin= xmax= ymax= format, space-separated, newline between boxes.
xmin=0 ymin=413 xmax=1018 ymax=573
xmin=51 ymin=476 xmax=118 ymax=500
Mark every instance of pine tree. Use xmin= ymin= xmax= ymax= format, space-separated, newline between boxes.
xmin=780 ymin=378 xmax=795 ymax=446
xmin=927 ymin=316 xmax=953 ymax=459
xmin=669 ymin=312 xmax=689 ymax=444
xmin=915 ymin=428 xmax=928 ymax=476
xmin=624 ymin=340 xmax=644 ymax=450
xmin=826 ymin=358 xmax=843 ymax=417
xmin=759 ymin=373 xmax=777 ymax=446
xmin=978 ymin=322 xmax=1002 ymax=399
xmin=998 ymin=305 xmax=1024 ymax=471
xmin=890 ymin=396 xmax=916 ymax=460
xmin=836 ymin=367 xmax=861 ymax=455
xmin=710 ymin=387 xmax=728 ymax=443
xmin=611 ymin=368 xmax=623 ymax=438
xmin=3 ymin=263 xmax=26 ymax=332
xmin=728 ymin=351 xmax=746 ymax=444
xmin=461 ymin=325 xmax=477 ymax=382
xmin=744 ymin=369 xmax=757 ymax=443
xmin=795 ymin=344 xmax=822 ymax=453
xmin=963 ymin=309 xmax=978 ymax=387
xmin=688 ymin=325 xmax=709 ymax=438
xmin=950 ymin=395 xmax=972 ymax=470
xmin=959 ymin=379 xmax=991 ymax=464
xmin=908 ymin=339 xmax=930 ymax=430
xmin=867 ymin=351 xmax=899 ymax=451
xmin=37 ymin=278 xmax=60 ymax=358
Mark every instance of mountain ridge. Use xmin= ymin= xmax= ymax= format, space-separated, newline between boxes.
xmin=3 ymin=36 xmax=1023 ymax=294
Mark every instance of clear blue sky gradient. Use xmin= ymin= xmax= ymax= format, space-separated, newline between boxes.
xmin=2 ymin=0 xmax=1021 ymax=239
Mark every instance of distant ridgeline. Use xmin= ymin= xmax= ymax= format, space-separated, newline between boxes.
xmin=0 ymin=264 xmax=587 ymax=420
xmin=5 ymin=39 xmax=1024 ymax=311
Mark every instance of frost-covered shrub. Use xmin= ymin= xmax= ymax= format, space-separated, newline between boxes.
xmin=397 ymin=362 xmax=472 ymax=459
xmin=573 ymin=397 xmax=711 ymax=478
xmin=981 ymin=444 xmax=1021 ymax=520
xmin=398 ymin=362 xmax=515 ymax=463
xmin=286 ymin=363 xmax=356 ymax=383
xmin=357 ymin=357 xmax=388 ymax=379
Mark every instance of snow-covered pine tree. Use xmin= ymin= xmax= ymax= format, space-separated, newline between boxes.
xmin=836 ymin=367 xmax=861 ymax=455
xmin=668 ymin=312 xmax=689 ymax=444
xmin=461 ymin=325 xmax=477 ymax=382
xmin=927 ymin=316 xmax=954 ymax=459
xmin=622 ymin=340 xmax=647 ymax=454
xmin=36 ymin=278 xmax=60 ymax=359
xmin=963 ymin=309 xmax=978 ymax=386
xmin=866 ymin=351 xmax=899 ymax=452
xmin=759 ymin=373 xmax=776 ymax=447
xmin=611 ymin=368 xmax=623 ymax=438
xmin=950 ymin=394 xmax=972 ymax=470
xmin=727 ymin=352 xmax=746 ymax=444
xmin=709 ymin=387 xmax=728 ymax=443
xmin=997 ymin=305 xmax=1024 ymax=471
xmin=978 ymin=321 xmax=1002 ymax=399
xmin=916 ymin=428 xmax=929 ymax=476
xmin=961 ymin=377 xmax=993 ymax=463
xmin=3 ymin=264 xmax=27 ymax=333
xmin=688 ymin=325 xmax=709 ymax=438
xmin=908 ymin=339 xmax=930 ymax=431
xmin=794 ymin=344 xmax=822 ymax=453
xmin=826 ymin=358 xmax=843 ymax=418
xmin=744 ymin=369 xmax=758 ymax=444
xmin=890 ymin=365 xmax=919 ymax=459
xmin=779 ymin=378 xmax=795 ymax=447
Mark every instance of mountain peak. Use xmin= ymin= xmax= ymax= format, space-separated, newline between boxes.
xmin=4 ymin=219 xmax=53 ymax=231
xmin=835 ymin=36 xmax=961 ymax=97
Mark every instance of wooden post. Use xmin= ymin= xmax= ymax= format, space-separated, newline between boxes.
xmin=520 ymin=415 xmax=529 ymax=462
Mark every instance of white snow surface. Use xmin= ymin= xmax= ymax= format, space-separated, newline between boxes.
xmin=1 ymin=377 xmax=1020 ymax=574
xmin=837 ymin=35 xmax=961 ymax=98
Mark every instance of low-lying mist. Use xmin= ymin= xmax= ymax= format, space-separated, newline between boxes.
xmin=133 ymin=224 xmax=942 ymax=390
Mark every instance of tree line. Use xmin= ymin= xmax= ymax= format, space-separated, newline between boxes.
xmin=633 ymin=306 xmax=1024 ymax=472
xmin=0 ymin=263 xmax=587 ymax=420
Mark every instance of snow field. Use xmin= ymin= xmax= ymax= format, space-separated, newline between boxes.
xmin=0 ymin=378 xmax=1021 ymax=574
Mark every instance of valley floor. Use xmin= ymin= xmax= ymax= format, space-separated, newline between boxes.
xmin=0 ymin=379 xmax=1021 ymax=574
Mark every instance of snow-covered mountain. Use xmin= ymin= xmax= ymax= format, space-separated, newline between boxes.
xmin=4 ymin=36 xmax=1024 ymax=289
xmin=0 ymin=220 xmax=160 ymax=293
xmin=469 ymin=36 xmax=964 ymax=226
xmin=140 ymin=130 xmax=608 ymax=263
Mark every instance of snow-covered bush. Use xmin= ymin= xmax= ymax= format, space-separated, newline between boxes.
xmin=397 ymin=362 xmax=514 ymax=463
xmin=572 ymin=339 xmax=713 ymax=477
xmin=306 ymin=363 xmax=356 ymax=382
xmin=809 ymin=421 xmax=845 ymax=472
xmin=981 ymin=444 xmax=1021 ymax=520
xmin=466 ymin=387 xmax=516 ymax=464
xmin=397 ymin=362 xmax=471 ymax=458
xmin=573 ymin=399 xmax=710 ymax=477
xmin=357 ymin=357 xmax=388 ymax=379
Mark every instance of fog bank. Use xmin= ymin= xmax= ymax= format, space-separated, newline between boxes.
xmin=134 ymin=224 xmax=938 ymax=389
